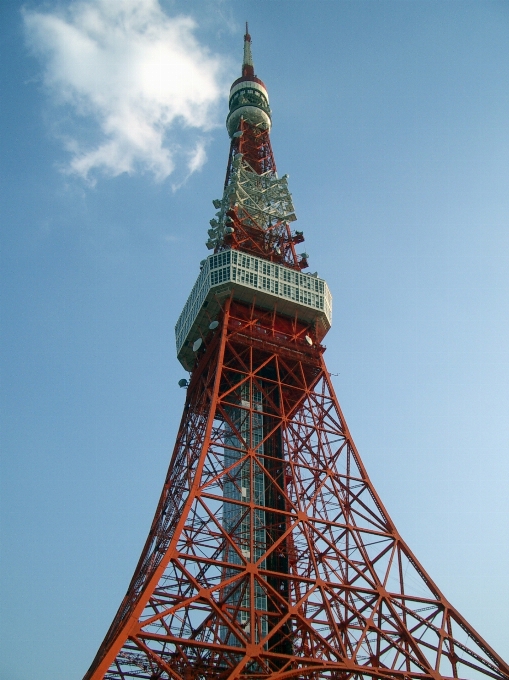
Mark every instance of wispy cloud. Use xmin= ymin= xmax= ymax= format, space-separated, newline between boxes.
xmin=23 ymin=0 xmax=228 ymax=183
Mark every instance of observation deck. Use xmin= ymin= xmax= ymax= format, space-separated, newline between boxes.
xmin=175 ymin=250 xmax=332 ymax=371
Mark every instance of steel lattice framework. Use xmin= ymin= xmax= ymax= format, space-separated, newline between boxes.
xmin=84 ymin=27 xmax=509 ymax=680
xmin=86 ymin=301 xmax=509 ymax=680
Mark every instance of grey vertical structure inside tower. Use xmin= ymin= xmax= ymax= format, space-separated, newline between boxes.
xmin=221 ymin=382 xmax=268 ymax=645
xmin=220 ymin=371 xmax=293 ymax=659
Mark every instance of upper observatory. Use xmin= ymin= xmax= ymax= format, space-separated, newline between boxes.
xmin=226 ymin=25 xmax=272 ymax=138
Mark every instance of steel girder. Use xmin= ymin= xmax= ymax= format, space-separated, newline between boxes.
xmin=84 ymin=299 xmax=509 ymax=680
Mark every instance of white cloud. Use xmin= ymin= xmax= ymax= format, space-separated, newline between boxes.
xmin=187 ymin=141 xmax=207 ymax=175
xmin=23 ymin=0 xmax=228 ymax=183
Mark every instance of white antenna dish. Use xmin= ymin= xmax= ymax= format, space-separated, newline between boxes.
xmin=305 ymin=335 xmax=313 ymax=346
xmin=192 ymin=338 xmax=203 ymax=352
xmin=209 ymin=321 xmax=219 ymax=330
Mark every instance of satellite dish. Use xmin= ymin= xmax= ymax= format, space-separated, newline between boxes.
xmin=192 ymin=338 xmax=203 ymax=352
xmin=305 ymin=335 xmax=313 ymax=346
xmin=274 ymin=246 xmax=281 ymax=255
xmin=178 ymin=379 xmax=188 ymax=388
xmin=209 ymin=320 xmax=219 ymax=330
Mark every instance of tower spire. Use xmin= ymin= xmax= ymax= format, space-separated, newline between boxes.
xmin=226 ymin=28 xmax=272 ymax=139
xmin=242 ymin=22 xmax=254 ymax=78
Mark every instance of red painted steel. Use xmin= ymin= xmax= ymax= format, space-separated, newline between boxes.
xmin=84 ymin=29 xmax=509 ymax=680
xmin=221 ymin=121 xmax=306 ymax=271
xmin=85 ymin=300 xmax=509 ymax=680
xmin=224 ymin=118 xmax=276 ymax=187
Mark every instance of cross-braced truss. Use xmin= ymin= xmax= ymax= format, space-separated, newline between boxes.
xmin=208 ymin=121 xmax=305 ymax=271
xmin=85 ymin=300 xmax=509 ymax=680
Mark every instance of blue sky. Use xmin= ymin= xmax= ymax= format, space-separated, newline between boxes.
xmin=1 ymin=1 xmax=509 ymax=677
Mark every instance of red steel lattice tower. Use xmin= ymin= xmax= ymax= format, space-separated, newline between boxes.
xmin=85 ymin=29 xmax=509 ymax=680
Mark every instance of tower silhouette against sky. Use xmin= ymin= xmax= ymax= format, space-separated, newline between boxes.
xmin=85 ymin=29 xmax=509 ymax=680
